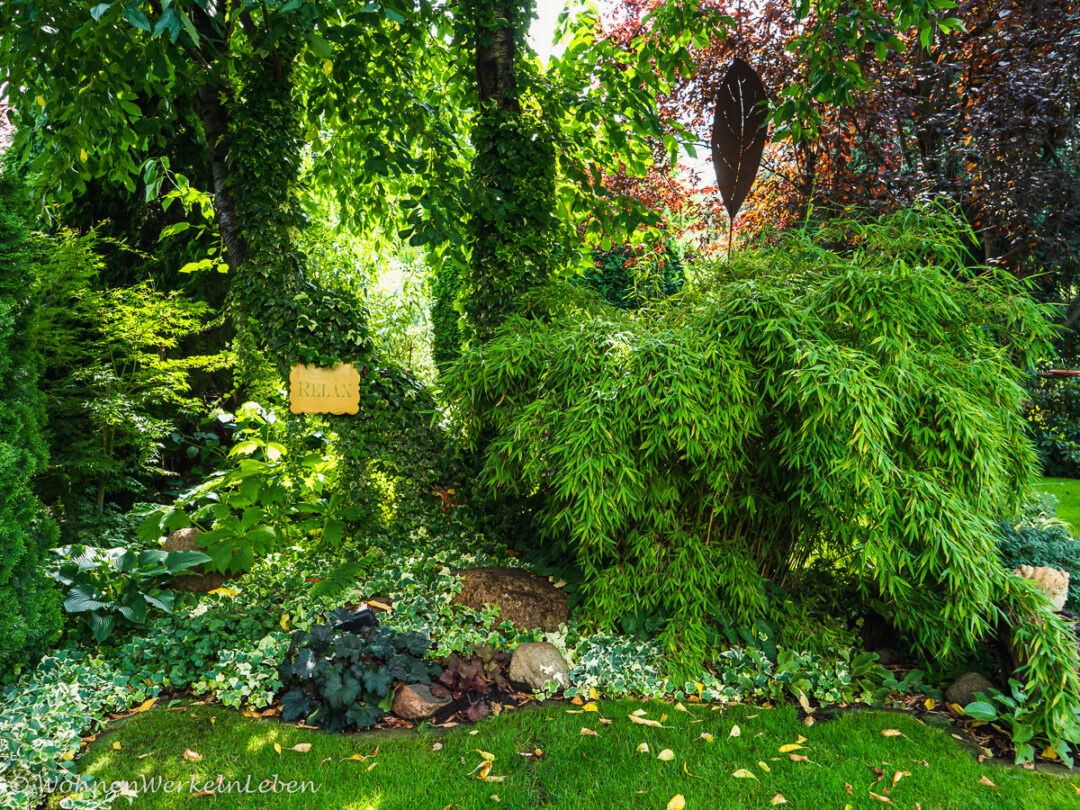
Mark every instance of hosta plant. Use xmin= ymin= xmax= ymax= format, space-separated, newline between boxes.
xmin=277 ymin=610 xmax=436 ymax=731
xmin=50 ymin=545 xmax=209 ymax=642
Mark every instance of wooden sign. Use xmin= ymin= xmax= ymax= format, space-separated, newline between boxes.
xmin=289 ymin=363 xmax=361 ymax=415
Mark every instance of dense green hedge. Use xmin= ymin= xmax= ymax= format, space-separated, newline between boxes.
xmin=447 ymin=209 xmax=1080 ymax=750
xmin=0 ymin=172 xmax=61 ymax=676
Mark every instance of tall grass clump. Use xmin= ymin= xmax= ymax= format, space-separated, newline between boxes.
xmin=446 ymin=207 xmax=1080 ymax=753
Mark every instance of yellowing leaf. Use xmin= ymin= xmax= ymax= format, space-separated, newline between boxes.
xmin=273 ymin=743 xmax=282 ymax=754
xmin=580 ymin=727 xmax=598 ymax=737
xmin=729 ymin=725 xmax=741 ymax=738
xmin=923 ymin=698 xmax=936 ymax=711
xmin=666 ymin=795 xmax=686 ymax=810
xmin=628 ymin=714 xmax=665 ymax=728
xmin=979 ymin=776 xmax=997 ymax=789
xmin=36 ymin=95 xmax=46 ymax=107
xmin=588 ymin=686 xmax=599 ymax=700
xmin=770 ymin=795 xmax=788 ymax=806
xmin=732 ymin=768 xmax=757 ymax=779
xmin=674 ymin=702 xmax=688 ymax=713
xmin=881 ymin=729 xmax=902 ymax=738
xmin=321 ymin=59 xmax=333 ymax=76
xmin=60 ymin=750 xmax=74 ymax=761
xmin=758 ymin=761 xmax=771 ymax=772
xmin=1041 ymin=746 xmax=1059 ymax=760
xmin=292 ymin=743 xmax=311 ymax=753
xmin=657 ymin=749 xmax=675 ymax=761
xmin=636 ymin=743 xmax=649 ymax=754
xmin=79 ymin=149 xmax=88 ymax=163
xmin=279 ymin=614 xmax=290 ymax=631
xmin=696 ymin=682 xmax=704 ymax=700
xmin=778 ymin=744 xmax=804 ymax=753
xmin=582 ymin=703 xmax=599 ymax=712
xmin=631 ymin=709 xmax=648 ymax=717
xmin=182 ymin=749 xmax=202 ymax=761
xmin=112 ymin=742 xmax=122 ymax=750
xmin=367 ymin=599 xmax=392 ymax=612
xmin=699 ymin=733 xmax=715 ymax=743
xmin=795 ymin=736 xmax=807 ymax=744
xmin=660 ymin=713 xmax=668 ymax=722
xmin=476 ymin=750 xmax=495 ymax=762
xmin=208 ymin=587 xmax=239 ymax=596
xmin=868 ymin=791 xmax=893 ymax=804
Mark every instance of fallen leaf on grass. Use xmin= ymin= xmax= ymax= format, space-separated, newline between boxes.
xmin=923 ymin=698 xmax=936 ymax=711
xmin=778 ymin=744 xmax=804 ymax=753
xmin=636 ymin=743 xmax=650 ymax=754
xmin=273 ymin=743 xmax=282 ymax=754
xmin=191 ymin=790 xmax=215 ymax=798
xmin=881 ymin=729 xmax=902 ymax=738
xmin=729 ymin=725 xmax=741 ymax=738
xmin=868 ymin=791 xmax=893 ymax=804
xmin=674 ymin=702 xmax=689 ymax=713
xmin=628 ymin=714 xmax=667 ymax=728
xmin=892 ymin=770 xmax=910 ymax=786
xmin=582 ymin=703 xmax=599 ymax=712
xmin=243 ymin=711 xmax=260 ymax=718
xmin=770 ymin=795 xmax=788 ymax=806
xmin=911 ymin=759 xmax=929 ymax=768
xmin=795 ymin=736 xmax=807 ymax=744
xmin=666 ymin=796 xmax=686 ymax=810
xmin=657 ymin=749 xmax=675 ymax=762
xmin=683 ymin=763 xmax=702 ymax=779
xmin=758 ymin=761 xmax=771 ymax=772
xmin=599 ymin=718 xmax=612 ymax=725
xmin=183 ymin=749 xmax=202 ymax=762
xmin=137 ymin=753 xmax=152 ymax=760
xmin=631 ymin=708 xmax=647 ymax=717
xmin=699 ymin=733 xmax=715 ymax=743
xmin=803 ymin=716 xmax=816 ymax=727
xmin=845 ymin=782 xmax=853 ymax=796
xmin=112 ymin=742 xmax=122 ymax=750
xmin=978 ymin=776 xmax=997 ymax=789
xmin=660 ymin=713 xmax=668 ymax=722
xmin=580 ymin=727 xmax=598 ymax=737
xmin=474 ymin=761 xmax=505 ymax=782
xmin=291 ymin=743 xmax=311 ymax=753
xmin=788 ymin=754 xmax=810 ymax=763
xmin=476 ymin=750 xmax=495 ymax=762
xmin=732 ymin=768 xmax=757 ymax=779
xmin=134 ymin=698 xmax=157 ymax=714
xmin=433 ymin=743 xmax=443 ymax=751
xmin=295 ymin=723 xmax=318 ymax=730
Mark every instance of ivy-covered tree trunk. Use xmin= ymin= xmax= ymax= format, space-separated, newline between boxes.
xmin=460 ymin=0 xmax=558 ymax=344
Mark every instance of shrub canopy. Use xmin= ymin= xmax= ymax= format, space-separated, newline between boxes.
xmin=448 ymin=208 xmax=1080 ymax=747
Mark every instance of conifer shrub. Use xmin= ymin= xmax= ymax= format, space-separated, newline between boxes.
xmin=446 ymin=208 xmax=1080 ymax=753
xmin=0 ymin=172 xmax=61 ymax=676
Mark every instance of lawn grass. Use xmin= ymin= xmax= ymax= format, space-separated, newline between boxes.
xmin=72 ymin=700 xmax=1079 ymax=809
xmin=1035 ymin=477 xmax=1080 ymax=531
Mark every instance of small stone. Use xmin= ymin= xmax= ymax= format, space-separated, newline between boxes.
xmin=508 ymin=642 xmax=570 ymax=692
xmin=945 ymin=672 xmax=995 ymax=707
xmin=391 ymin=683 xmax=452 ymax=720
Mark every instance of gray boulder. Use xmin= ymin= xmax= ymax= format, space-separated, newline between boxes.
xmin=509 ymin=642 xmax=570 ymax=692
xmin=945 ymin=672 xmax=995 ymax=706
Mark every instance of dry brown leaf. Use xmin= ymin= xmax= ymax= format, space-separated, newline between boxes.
xmin=191 ymin=790 xmax=215 ymax=798
xmin=580 ymin=727 xmax=598 ymax=737
xmin=868 ymin=791 xmax=893 ymax=804
xmin=598 ymin=718 xmax=612 ymax=725
xmin=803 ymin=715 xmax=816 ymax=727
xmin=137 ymin=753 xmax=152 ymax=760
xmin=845 ymin=782 xmax=853 ymax=796
xmin=892 ymin=770 xmax=910 ymax=786
xmin=699 ymin=733 xmax=715 ymax=743
xmin=979 ymin=776 xmax=997 ymax=789
xmin=911 ymin=759 xmax=929 ymax=768
xmin=183 ymin=749 xmax=202 ymax=762
xmin=788 ymin=754 xmax=810 ymax=763
xmin=881 ymin=729 xmax=902 ymax=738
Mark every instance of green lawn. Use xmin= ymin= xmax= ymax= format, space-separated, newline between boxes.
xmin=1035 ymin=477 xmax=1080 ymax=531
xmin=71 ymin=701 xmax=1079 ymax=809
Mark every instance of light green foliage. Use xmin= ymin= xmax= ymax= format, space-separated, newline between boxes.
xmin=0 ymin=171 xmax=61 ymax=676
xmin=50 ymin=544 xmax=210 ymax=642
xmin=447 ymin=208 xmax=1080 ymax=751
xmin=32 ymin=228 xmax=225 ymax=533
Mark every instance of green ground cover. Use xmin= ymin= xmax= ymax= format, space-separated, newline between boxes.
xmin=73 ymin=701 xmax=1079 ymax=809
xmin=1035 ymin=478 xmax=1080 ymax=532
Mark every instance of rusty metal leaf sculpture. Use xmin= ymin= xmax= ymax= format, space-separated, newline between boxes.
xmin=711 ymin=59 xmax=769 ymax=255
